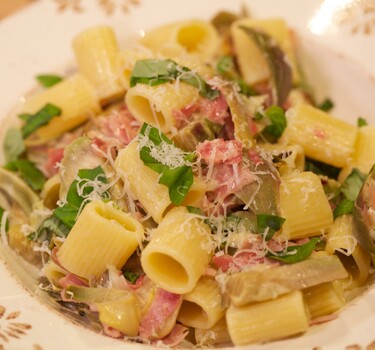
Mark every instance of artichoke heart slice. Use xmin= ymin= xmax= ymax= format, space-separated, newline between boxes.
xmin=226 ymin=254 xmax=348 ymax=306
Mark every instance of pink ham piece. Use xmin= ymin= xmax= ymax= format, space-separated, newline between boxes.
xmin=58 ymin=273 xmax=88 ymax=289
xmin=94 ymin=104 xmax=140 ymax=147
xmin=155 ymin=324 xmax=189 ymax=347
xmin=139 ymin=288 xmax=182 ymax=340
xmin=197 ymin=139 xmax=243 ymax=165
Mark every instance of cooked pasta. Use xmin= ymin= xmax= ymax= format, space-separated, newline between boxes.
xmin=1 ymin=8 xmax=374 ymax=349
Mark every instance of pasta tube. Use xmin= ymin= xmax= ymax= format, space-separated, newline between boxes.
xmin=115 ymin=142 xmax=172 ymax=223
xmin=177 ymin=276 xmax=225 ymax=329
xmin=58 ymin=200 xmax=144 ymax=279
xmin=73 ymin=26 xmax=125 ymax=104
xmin=281 ymin=103 xmax=357 ymax=168
xmin=141 ymin=207 xmax=214 ymax=294
xmin=22 ymin=74 xmax=101 ymax=145
xmin=279 ymin=171 xmax=333 ymax=239
xmin=96 ymin=292 xmax=141 ymax=336
xmin=226 ymin=291 xmax=309 ymax=345
xmin=304 ymin=282 xmax=345 ymax=319
xmin=125 ymin=82 xmax=200 ymax=134
xmin=140 ymin=19 xmax=219 ymax=61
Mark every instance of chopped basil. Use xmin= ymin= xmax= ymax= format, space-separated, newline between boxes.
xmin=36 ymin=74 xmax=63 ymax=88
xmin=341 ymin=168 xmax=366 ymax=201
xmin=53 ymin=166 xmax=109 ymax=229
xmin=304 ymin=158 xmax=340 ymax=179
xmin=21 ymin=103 xmax=61 ymax=138
xmin=28 ymin=216 xmax=70 ymax=243
xmin=6 ymin=159 xmax=46 ymax=191
xmin=18 ymin=113 xmax=32 ymax=122
xmin=257 ymin=214 xmax=285 ymax=241
xmin=216 ymin=55 xmax=256 ymax=96
xmin=187 ymin=206 xmax=204 ymax=216
xmin=139 ymin=123 xmax=195 ymax=205
xmin=0 ymin=207 xmax=9 ymax=232
xmin=217 ymin=55 xmax=235 ymax=76
xmin=130 ymin=59 xmax=220 ymax=100
xmin=123 ymin=271 xmax=140 ymax=284
xmin=357 ymin=117 xmax=368 ymax=127
xmin=333 ymin=198 xmax=354 ymax=219
xmin=256 ymin=105 xmax=287 ymax=143
xmin=332 ymin=168 xmax=365 ymax=219
xmin=318 ymin=98 xmax=334 ymax=112
xmin=3 ymin=128 xmax=25 ymax=163
xmin=267 ymin=237 xmax=320 ymax=264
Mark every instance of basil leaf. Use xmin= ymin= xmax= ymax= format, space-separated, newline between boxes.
xmin=130 ymin=59 xmax=219 ymax=100
xmin=341 ymin=168 xmax=365 ymax=201
xmin=318 ymin=98 xmax=334 ymax=112
xmin=257 ymin=214 xmax=285 ymax=241
xmin=267 ymin=237 xmax=320 ymax=264
xmin=258 ymin=105 xmax=287 ymax=143
xmin=0 ymin=207 xmax=9 ymax=232
xmin=3 ymin=128 xmax=25 ymax=163
xmin=357 ymin=117 xmax=368 ymax=127
xmin=333 ymin=198 xmax=354 ymax=220
xmin=53 ymin=166 xmax=108 ymax=229
xmin=239 ymin=26 xmax=292 ymax=106
xmin=10 ymin=159 xmax=46 ymax=191
xmin=18 ymin=113 xmax=32 ymax=122
xmin=29 ymin=216 xmax=70 ymax=243
xmin=304 ymin=158 xmax=340 ymax=179
xmin=187 ymin=206 xmax=204 ymax=216
xmin=22 ymin=103 xmax=61 ymax=138
xmin=139 ymin=123 xmax=195 ymax=205
xmin=216 ymin=55 xmax=256 ymax=96
xmin=123 ymin=271 xmax=140 ymax=284
xmin=36 ymin=74 xmax=63 ymax=88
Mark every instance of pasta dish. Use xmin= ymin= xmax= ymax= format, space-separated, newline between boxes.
xmin=1 ymin=9 xmax=375 ymax=348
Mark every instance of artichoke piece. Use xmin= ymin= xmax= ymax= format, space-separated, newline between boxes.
xmin=8 ymin=224 xmax=42 ymax=265
xmin=172 ymin=119 xmax=218 ymax=152
xmin=238 ymin=26 xmax=292 ymax=106
xmin=0 ymin=167 xmax=38 ymax=215
xmin=235 ymin=152 xmax=280 ymax=215
xmin=225 ymin=89 xmax=255 ymax=149
xmin=64 ymin=285 xmax=133 ymax=303
xmin=59 ymin=136 xmax=104 ymax=200
xmin=226 ymin=254 xmax=348 ymax=306
xmin=353 ymin=164 xmax=375 ymax=259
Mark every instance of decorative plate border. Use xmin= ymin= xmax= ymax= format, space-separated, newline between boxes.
xmin=53 ymin=0 xmax=141 ymax=14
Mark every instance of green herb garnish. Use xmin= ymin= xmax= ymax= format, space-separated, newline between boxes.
xmin=139 ymin=123 xmax=195 ymax=205
xmin=357 ymin=117 xmax=368 ymax=127
xmin=216 ymin=55 xmax=256 ymax=96
xmin=256 ymin=105 xmax=287 ymax=142
xmin=318 ymin=98 xmax=334 ymax=112
xmin=257 ymin=214 xmax=285 ymax=241
xmin=130 ymin=59 xmax=220 ymax=100
xmin=123 ymin=271 xmax=140 ymax=284
xmin=36 ymin=74 xmax=63 ymax=88
xmin=6 ymin=159 xmax=46 ymax=191
xmin=332 ymin=168 xmax=365 ymax=219
xmin=3 ymin=128 xmax=25 ymax=163
xmin=267 ymin=237 xmax=320 ymax=263
xmin=53 ymin=166 xmax=109 ymax=229
xmin=21 ymin=103 xmax=61 ymax=138
xmin=28 ymin=216 xmax=70 ymax=243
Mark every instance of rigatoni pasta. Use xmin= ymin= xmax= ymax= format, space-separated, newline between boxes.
xmin=1 ymin=8 xmax=375 ymax=350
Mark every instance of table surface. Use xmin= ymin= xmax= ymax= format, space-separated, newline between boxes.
xmin=0 ymin=0 xmax=33 ymax=20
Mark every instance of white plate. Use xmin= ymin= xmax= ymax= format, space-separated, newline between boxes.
xmin=1 ymin=0 xmax=375 ymax=349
